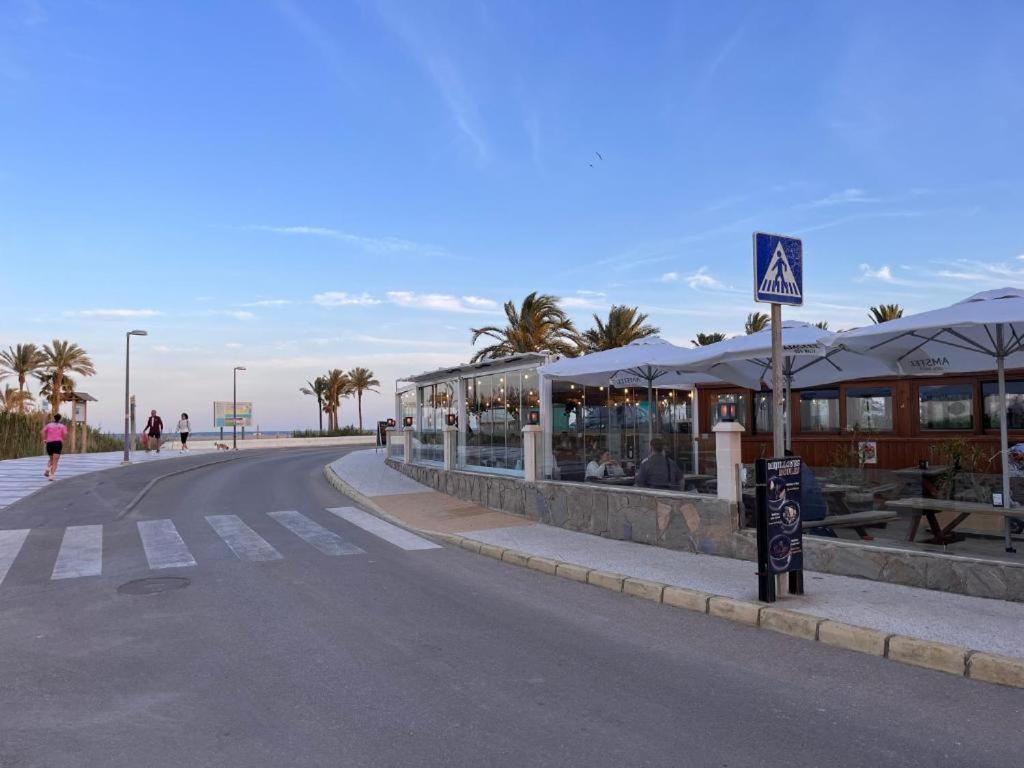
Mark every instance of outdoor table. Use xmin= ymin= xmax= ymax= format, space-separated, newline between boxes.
xmin=885 ymin=497 xmax=1021 ymax=545
xmin=681 ymin=473 xmax=714 ymax=492
xmin=588 ymin=475 xmax=635 ymax=487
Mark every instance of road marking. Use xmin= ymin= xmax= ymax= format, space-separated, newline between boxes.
xmin=0 ymin=529 xmax=30 ymax=585
xmin=327 ymin=507 xmax=442 ymax=551
xmin=52 ymin=525 xmax=103 ymax=579
xmin=268 ymin=511 xmax=364 ymax=556
xmin=138 ymin=519 xmax=196 ymax=569
xmin=205 ymin=515 xmax=282 ymax=561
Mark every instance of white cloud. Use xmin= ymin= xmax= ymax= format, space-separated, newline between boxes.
xmin=225 ymin=342 xmax=244 ymax=349
xmin=253 ymin=225 xmax=448 ymax=256
xmin=576 ymin=289 xmax=606 ymax=297
xmin=685 ymin=267 xmax=724 ymax=290
xmin=859 ymin=264 xmax=894 ymax=282
xmin=386 ymin=291 xmax=499 ymax=314
xmin=209 ymin=310 xmax=255 ymax=320
xmin=313 ymin=291 xmax=381 ymax=307
xmin=1016 ymin=254 xmax=1024 ymax=261
xmin=241 ymin=299 xmax=292 ymax=307
xmin=68 ymin=308 xmax=161 ymax=319
xmin=560 ymin=296 xmax=606 ymax=310
xmin=808 ymin=188 xmax=876 ymax=208
xmin=660 ymin=272 xmax=680 ymax=283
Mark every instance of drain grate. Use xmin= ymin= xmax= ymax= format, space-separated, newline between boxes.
xmin=117 ymin=576 xmax=190 ymax=595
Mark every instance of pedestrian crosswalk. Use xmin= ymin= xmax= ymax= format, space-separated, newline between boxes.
xmin=0 ymin=507 xmax=441 ymax=587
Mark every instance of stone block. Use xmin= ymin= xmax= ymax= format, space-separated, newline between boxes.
xmin=459 ymin=538 xmax=482 ymax=554
xmin=526 ymin=556 xmax=558 ymax=575
xmin=759 ymin=608 xmax=822 ymax=641
xmin=478 ymin=543 xmax=506 ymax=561
xmin=817 ymin=621 xmax=890 ymax=656
xmin=887 ymin=635 xmax=967 ymax=676
xmin=967 ymin=652 xmax=1024 ymax=688
xmin=587 ymin=570 xmax=624 ymax=592
xmin=662 ymin=586 xmax=710 ymax=613
xmin=623 ymin=578 xmax=665 ymax=602
xmin=555 ymin=562 xmax=590 ymax=583
xmin=501 ymin=550 xmax=530 ymax=568
xmin=707 ymin=597 xmax=762 ymax=626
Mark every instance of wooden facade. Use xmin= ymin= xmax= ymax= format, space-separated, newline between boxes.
xmin=696 ymin=368 xmax=1024 ymax=470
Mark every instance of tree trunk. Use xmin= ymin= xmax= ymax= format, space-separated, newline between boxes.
xmin=317 ymin=396 xmax=323 ymax=434
xmin=357 ymin=391 xmax=363 ymax=431
xmin=17 ymin=374 xmax=25 ymax=414
xmin=51 ymin=371 xmax=62 ymax=414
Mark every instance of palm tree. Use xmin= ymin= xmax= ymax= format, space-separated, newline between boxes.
xmin=469 ymin=292 xmax=578 ymax=363
xmin=347 ymin=367 xmax=380 ymax=431
xmin=691 ymin=332 xmax=726 ymax=347
xmin=0 ymin=343 xmax=45 ymax=413
xmin=300 ymin=376 xmax=329 ymax=434
xmin=814 ymin=321 xmax=830 ymax=330
xmin=35 ymin=372 xmax=76 ymax=408
xmin=579 ymin=305 xmax=659 ymax=352
xmin=744 ymin=312 xmax=769 ymax=335
xmin=868 ymin=304 xmax=904 ymax=324
xmin=41 ymin=340 xmax=95 ymax=414
xmin=0 ymin=386 xmax=33 ymax=413
xmin=323 ymin=369 xmax=352 ymax=431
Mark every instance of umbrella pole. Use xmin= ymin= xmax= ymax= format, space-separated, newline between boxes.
xmin=648 ymin=380 xmax=654 ymax=447
xmin=996 ymin=329 xmax=1016 ymax=553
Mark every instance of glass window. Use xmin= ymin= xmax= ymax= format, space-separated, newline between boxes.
xmin=708 ymin=393 xmax=748 ymax=429
xmin=754 ymin=392 xmax=773 ymax=434
xmin=458 ymin=368 xmax=536 ymax=475
xmin=982 ymin=380 xmax=1024 ymax=430
xmin=799 ymin=389 xmax=839 ymax=432
xmin=413 ymin=382 xmax=450 ymax=463
xmin=550 ymin=380 xmax=586 ymax=481
xmin=919 ymin=384 xmax=974 ymax=430
xmin=846 ymin=386 xmax=893 ymax=431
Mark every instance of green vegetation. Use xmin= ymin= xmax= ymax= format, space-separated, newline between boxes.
xmin=578 ymin=305 xmax=659 ymax=352
xmin=297 ymin=367 xmax=380 ymax=435
xmin=291 ymin=426 xmax=371 ymax=438
xmin=0 ymin=411 xmax=121 ymax=460
xmin=470 ymin=292 xmax=579 ymax=362
xmin=868 ymin=304 xmax=904 ymax=324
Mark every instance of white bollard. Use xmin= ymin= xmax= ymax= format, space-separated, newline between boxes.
xmin=713 ymin=421 xmax=744 ymax=504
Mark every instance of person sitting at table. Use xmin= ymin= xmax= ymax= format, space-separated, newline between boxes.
xmin=586 ymin=450 xmax=624 ymax=481
xmin=785 ymin=449 xmax=832 ymax=536
xmin=635 ymin=438 xmax=681 ymax=489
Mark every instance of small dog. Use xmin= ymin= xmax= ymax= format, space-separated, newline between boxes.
xmin=214 ymin=442 xmax=231 ymax=451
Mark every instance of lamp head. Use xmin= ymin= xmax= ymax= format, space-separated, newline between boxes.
xmin=129 ymin=330 xmax=148 ymax=336
xmin=235 ymin=366 xmax=247 ymax=372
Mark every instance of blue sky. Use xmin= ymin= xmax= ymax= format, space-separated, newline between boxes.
xmin=2 ymin=0 xmax=1023 ymax=430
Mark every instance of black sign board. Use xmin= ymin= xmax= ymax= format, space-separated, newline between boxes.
xmin=755 ymin=456 xmax=805 ymax=603
xmin=376 ymin=421 xmax=389 ymax=447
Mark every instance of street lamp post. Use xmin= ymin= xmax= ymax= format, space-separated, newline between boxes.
xmin=233 ymin=366 xmax=246 ymax=450
xmin=123 ymin=330 xmax=148 ymax=464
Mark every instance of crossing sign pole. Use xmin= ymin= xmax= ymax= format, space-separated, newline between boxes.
xmin=753 ymin=233 xmax=804 ymax=459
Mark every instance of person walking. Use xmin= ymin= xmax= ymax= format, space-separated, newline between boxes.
xmin=635 ymin=437 xmax=681 ymax=490
xmin=41 ymin=413 xmax=68 ymax=481
xmin=176 ymin=412 xmax=192 ymax=452
xmin=143 ymin=409 xmax=164 ymax=453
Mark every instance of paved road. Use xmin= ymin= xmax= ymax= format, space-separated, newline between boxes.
xmin=0 ymin=448 xmax=1020 ymax=767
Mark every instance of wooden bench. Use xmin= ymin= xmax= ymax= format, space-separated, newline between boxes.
xmin=885 ymin=497 xmax=1021 ymax=545
xmin=804 ymin=510 xmax=899 ymax=541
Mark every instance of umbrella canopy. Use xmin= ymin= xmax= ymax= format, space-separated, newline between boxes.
xmin=538 ymin=337 xmax=720 ymax=442
xmin=840 ymin=287 xmax=1024 ymax=552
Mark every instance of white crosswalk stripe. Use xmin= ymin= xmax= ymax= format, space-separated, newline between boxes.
xmin=138 ymin=519 xmax=196 ymax=569
xmin=206 ymin=515 xmax=282 ymax=561
xmin=0 ymin=529 xmax=30 ymax=585
xmin=268 ymin=511 xmax=364 ymax=556
xmin=52 ymin=525 xmax=104 ymax=580
xmin=327 ymin=507 xmax=442 ymax=551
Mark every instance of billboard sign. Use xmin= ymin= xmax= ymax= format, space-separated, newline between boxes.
xmin=214 ymin=401 xmax=253 ymax=427
xmin=755 ymin=455 xmax=805 ymax=602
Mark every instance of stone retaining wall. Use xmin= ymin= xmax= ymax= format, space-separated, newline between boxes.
xmin=388 ymin=459 xmax=1024 ymax=603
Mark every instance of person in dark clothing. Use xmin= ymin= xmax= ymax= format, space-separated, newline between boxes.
xmin=144 ymin=410 xmax=164 ymax=453
xmin=786 ymin=449 xmax=833 ymax=536
xmin=636 ymin=437 xmax=681 ymax=490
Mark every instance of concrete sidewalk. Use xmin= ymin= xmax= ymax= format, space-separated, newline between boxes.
xmin=0 ymin=449 xmax=208 ymax=508
xmin=329 ymin=450 xmax=1024 ymax=685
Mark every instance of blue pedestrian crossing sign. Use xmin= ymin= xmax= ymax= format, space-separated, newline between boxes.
xmin=754 ymin=232 xmax=803 ymax=305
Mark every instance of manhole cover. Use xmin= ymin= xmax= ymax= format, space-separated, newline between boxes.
xmin=117 ymin=576 xmax=190 ymax=595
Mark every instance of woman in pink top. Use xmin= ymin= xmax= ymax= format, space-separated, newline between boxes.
xmin=41 ymin=414 xmax=68 ymax=480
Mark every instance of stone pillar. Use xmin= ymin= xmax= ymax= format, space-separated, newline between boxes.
xmin=522 ymin=424 xmax=543 ymax=482
xmin=442 ymin=425 xmax=458 ymax=470
xmin=713 ymin=421 xmax=744 ymax=504
xmin=385 ymin=427 xmax=398 ymax=459
xmin=402 ymin=428 xmax=414 ymax=464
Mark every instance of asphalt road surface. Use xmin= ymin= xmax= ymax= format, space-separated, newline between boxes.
xmin=0 ymin=447 xmax=1020 ymax=767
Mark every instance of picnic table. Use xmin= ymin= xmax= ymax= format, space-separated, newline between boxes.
xmin=740 ymin=487 xmax=895 ymax=540
xmin=681 ymin=473 xmax=714 ymax=492
xmin=885 ymin=497 xmax=1020 ymax=545
xmin=587 ymin=475 xmax=635 ymax=487
xmin=894 ymin=466 xmax=949 ymax=499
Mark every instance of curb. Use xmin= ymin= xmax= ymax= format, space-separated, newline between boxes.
xmin=323 ymin=462 xmax=1024 ymax=689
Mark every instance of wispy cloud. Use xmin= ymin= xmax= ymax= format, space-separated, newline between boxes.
xmin=685 ymin=267 xmax=725 ymax=290
xmin=252 ymin=225 xmax=450 ymax=257
xmin=660 ymin=272 xmax=680 ymax=283
xmin=935 ymin=258 xmax=1024 ymax=286
xmin=274 ymin=0 xmax=354 ymax=87
xmin=241 ymin=299 xmax=292 ymax=307
xmin=806 ymin=187 xmax=879 ymax=208
xmin=576 ymin=289 xmax=606 ymax=297
xmin=386 ymin=291 xmax=499 ymax=314
xmin=225 ymin=342 xmax=244 ymax=349
xmin=560 ymin=296 xmax=606 ymax=310
xmin=208 ymin=310 xmax=255 ymax=321
xmin=313 ymin=291 xmax=381 ymax=307
xmin=372 ymin=2 xmax=488 ymax=163
xmin=67 ymin=308 xmax=161 ymax=319
xmin=858 ymin=264 xmax=896 ymax=282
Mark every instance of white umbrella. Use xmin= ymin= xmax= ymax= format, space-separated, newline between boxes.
xmin=652 ymin=322 xmax=898 ymax=448
xmin=538 ymin=337 xmax=719 ymax=444
xmin=840 ymin=287 xmax=1024 ymax=552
